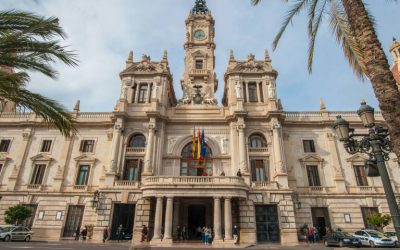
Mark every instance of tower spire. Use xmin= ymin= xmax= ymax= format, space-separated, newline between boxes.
xmin=126 ymin=51 xmax=133 ymax=68
xmin=192 ymin=0 xmax=209 ymax=14
xmin=229 ymin=49 xmax=235 ymax=62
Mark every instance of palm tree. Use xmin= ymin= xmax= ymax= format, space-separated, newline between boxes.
xmin=0 ymin=10 xmax=78 ymax=136
xmin=251 ymin=0 xmax=400 ymax=159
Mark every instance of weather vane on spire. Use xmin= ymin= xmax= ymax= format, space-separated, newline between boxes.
xmin=192 ymin=0 xmax=209 ymax=14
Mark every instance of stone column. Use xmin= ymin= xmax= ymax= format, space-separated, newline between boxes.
xmin=245 ymin=82 xmax=249 ymax=103
xmin=272 ymin=119 xmax=289 ymax=188
xmin=172 ymin=200 xmax=180 ymax=236
xmin=110 ymin=123 xmax=123 ymax=172
xmin=134 ymin=83 xmax=140 ymax=103
xmin=143 ymin=123 xmax=155 ymax=175
xmin=256 ymin=82 xmax=261 ymax=103
xmin=164 ymin=197 xmax=174 ymax=242
xmin=224 ymin=197 xmax=233 ymax=240
xmin=147 ymin=83 xmax=152 ymax=103
xmin=153 ymin=197 xmax=163 ymax=240
xmin=237 ymin=124 xmax=249 ymax=173
xmin=213 ymin=197 xmax=222 ymax=241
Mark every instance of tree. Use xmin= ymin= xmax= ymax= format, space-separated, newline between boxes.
xmin=251 ymin=0 xmax=400 ymax=160
xmin=4 ymin=204 xmax=32 ymax=225
xmin=367 ymin=212 xmax=392 ymax=232
xmin=0 ymin=10 xmax=78 ymax=136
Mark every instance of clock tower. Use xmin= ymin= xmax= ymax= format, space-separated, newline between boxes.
xmin=180 ymin=0 xmax=218 ymax=105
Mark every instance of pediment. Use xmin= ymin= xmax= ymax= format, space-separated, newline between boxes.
xmin=192 ymin=50 xmax=207 ymax=57
xmin=346 ymin=153 xmax=367 ymax=163
xmin=74 ymin=154 xmax=97 ymax=164
xmin=30 ymin=153 xmax=53 ymax=162
xmin=299 ymin=154 xmax=324 ymax=164
xmin=120 ymin=62 xmax=167 ymax=76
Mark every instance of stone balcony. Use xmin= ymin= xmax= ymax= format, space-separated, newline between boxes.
xmin=114 ymin=180 xmax=140 ymax=189
xmin=125 ymin=147 xmax=145 ymax=155
xmin=251 ymin=181 xmax=279 ymax=190
xmin=189 ymin=69 xmax=209 ymax=76
xmin=141 ymin=176 xmax=249 ymax=198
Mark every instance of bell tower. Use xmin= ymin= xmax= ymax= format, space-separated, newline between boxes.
xmin=180 ymin=0 xmax=218 ymax=105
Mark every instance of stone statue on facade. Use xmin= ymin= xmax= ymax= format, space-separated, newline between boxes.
xmin=268 ymin=85 xmax=276 ymax=99
xmin=203 ymin=92 xmax=217 ymax=105
xmin=235 ymin=81 xmax=243 ymax=99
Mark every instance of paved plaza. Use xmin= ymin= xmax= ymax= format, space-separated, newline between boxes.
xmin=0 ymin=241 xmax=398 ymax=250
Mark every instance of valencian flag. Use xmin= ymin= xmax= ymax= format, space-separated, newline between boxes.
xmin=192 ymin=127 xmax=196 ymax=159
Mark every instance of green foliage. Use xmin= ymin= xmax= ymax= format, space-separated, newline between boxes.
xmin=86 ymin=224 xmax=94 ymax=239
xmin=4 ymin=204 xmax=32 ymax=225
xmin=0 ymin=10 xmax=78 ymax=136
xmin=300 ymin=223 xmax=308 ymax=235
xmin=367 ymin=212 xmax=392 ymax=231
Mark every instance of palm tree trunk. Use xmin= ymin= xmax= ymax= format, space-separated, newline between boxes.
xmin=342 ymin=0 xmax=400 ymax=159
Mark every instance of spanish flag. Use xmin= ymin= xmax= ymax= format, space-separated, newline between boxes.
xmin=192 ymin=128 xmax=196 ymax=159
xmin=197 ymin=129 xmax=201 ymax=161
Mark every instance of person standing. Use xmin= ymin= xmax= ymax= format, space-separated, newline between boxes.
xmin=102 ymin=226 xmax=109 ymax=243
xmin=182 ymin=226 xmax=187 ymax=241
xmin=141 ymin=225 xmax=148 ymax=243
xmin=74 ymin=226 xmax=80 ymax=241
xmin=233 ymin=225 xmax=239 ymax=244
xmin=176 ymin=226 xmax=181 ymax=241
xmin=116 ymin=224 xmax=123 ymax=242
xmin=81 ymin=226 xmax=87 ymax=241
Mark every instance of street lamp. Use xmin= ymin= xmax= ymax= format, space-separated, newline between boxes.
xmin=333 ymin=101 xmax=400 ymax=238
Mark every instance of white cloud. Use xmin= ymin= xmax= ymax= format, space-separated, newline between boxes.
xmin=1 ymin=0 xmax=398 ymax=111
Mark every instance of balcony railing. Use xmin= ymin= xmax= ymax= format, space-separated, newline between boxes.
xmin=347 ymin=186 xmax=376 ymax=193
xmin=126 ymin=147 xmax=145 ymax=153
xmin=143 ymin=176 xmax=246 ymax=186
xmin=27 ymin=184 xmax=41 ymax=190
xmin=73 ymin=185 xmax=87 ymax=191
xmin=115 ymin=180 xmax=139 ymax=189
xmin=248 ymin=147 xmax=268 ymax=153
xmin=297 ymin=186 xmax=326 ymax=194
xmin=252 ymin=181 xmax=278 ymax=189
xmin=190 ymin=69 xmax=209 ymax=75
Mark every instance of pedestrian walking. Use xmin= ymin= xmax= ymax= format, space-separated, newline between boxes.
xmin=74 ymin=226 xmax=80 ymax=241
xmin=81 ymin=226 xmax=87 ymax=241
xmin=307 ymin=226 xmax=315 ymax=243
xmin=102 ymin=226 xmax=109 ymax=243
xmin=116 ymin=224 xmax=123 ymax=242
xmin=181 ymin=226 xmax=187 ymax=241
xmin=233 ymin=225 xmax=239 ymax=244
xmin=141 ymin=225 xmax=148 ymax=243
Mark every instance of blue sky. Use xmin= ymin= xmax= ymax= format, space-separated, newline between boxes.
xmin=1 ymin=0 xmax=399 ymax=112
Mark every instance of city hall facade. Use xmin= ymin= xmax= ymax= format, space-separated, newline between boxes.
xmin=1 ymin=0 xmax=400 ymax=246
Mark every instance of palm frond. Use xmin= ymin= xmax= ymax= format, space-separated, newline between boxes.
xmin=272 ymin=0 xmax=310 ymax=50
xmin=307 ymin=0 xmax=327 ymax=73
xmin=0 ymin=71 xmax=76 ymax=136
xmin=328 ymin=0 xmax=366 ymax=78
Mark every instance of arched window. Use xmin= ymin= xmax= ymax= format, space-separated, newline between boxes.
xmin=128 ymin=134 xmax=146 ymax=148
xmin=249 ymin=134 xmax=267 ymax=148
xmin=181 ymin=142 xmax=212 ymax=176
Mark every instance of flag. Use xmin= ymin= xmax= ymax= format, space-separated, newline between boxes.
xmin=200 ymin=129 xmax=206 ymax=158
xmin=192 ymin=127 xmax=196 ymax=159
xmin=197 ymin=129 xmax=201 ymax=161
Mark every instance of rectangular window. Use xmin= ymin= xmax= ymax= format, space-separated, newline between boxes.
xmin=303 ymin=140 xmax=316 ymax=153
xmin=306 ymin=165 xmax=321 ymax=186
xmin=0 ymin=139 xmax=11 ymax=152
xmin=138 ymin=84 xmax=148 ymax=103
xmin=124 ymin=159 xmax=142 ymax=181
xmin=248 ymin=82 xmax=258 ymax=102
xmin=251 ymin=159 xmax=267 ymax=182
xmin=30 ymin=164 xmax=46 ymax=185
xmin=76 ymin=165 xmax=90 ymax=185
xmin=40 ymin=140 xmax=52 ymax=152
xmin=195 ymin=60 xmax=203 ymax=69
xmin=354 ymin=165 xmax=368 ymax=186
xmin=79 ymin=140 xmax=94 ymax=153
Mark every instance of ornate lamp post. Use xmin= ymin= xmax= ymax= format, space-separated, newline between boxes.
xmin=333 ymin=100 xmax=400 ymax=237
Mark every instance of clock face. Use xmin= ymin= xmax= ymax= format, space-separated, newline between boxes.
xmin=194 ymin=30 xmax=206 ymax=41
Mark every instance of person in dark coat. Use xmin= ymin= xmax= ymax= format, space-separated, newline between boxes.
xmin=233 ymin=225 xmax=239 ymax=244
xmin=74 ymin=226 xmax=80 ymax=241
xmin=81 ymin=226 xmax=87 ymax=240
xmin=102 ymin=226 xmax=109 ymax=243
xmin=141 ymin=225 xmax=148 ymax=243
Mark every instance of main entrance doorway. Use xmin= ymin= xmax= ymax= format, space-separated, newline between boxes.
xmin=255 ymin=205 xmax=280 ymax=243
xmin=63 ymin=205 xmax=84 ymax=237
xmin=188 ymin=205 xmax=206 ymax=240
xmin=110 ymin=203 xmax=135 ymax=240
xmin=311 ymin=207 xmax=331 ymax=237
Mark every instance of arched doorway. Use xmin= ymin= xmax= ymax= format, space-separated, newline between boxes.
xmin=180 ymin=142 xmax=212 ymax=176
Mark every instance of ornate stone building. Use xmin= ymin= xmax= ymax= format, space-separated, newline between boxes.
xmin=0 ymin=0 xmax=399 ymax=246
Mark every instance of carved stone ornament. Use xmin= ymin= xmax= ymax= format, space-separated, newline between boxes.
xmin=167 ymin=136 xmax=179 ymax=154
xmin=230 ymin=55 xmax=268 ymax=73
xmin=22 ymin=129 xmax=31 ymax=141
